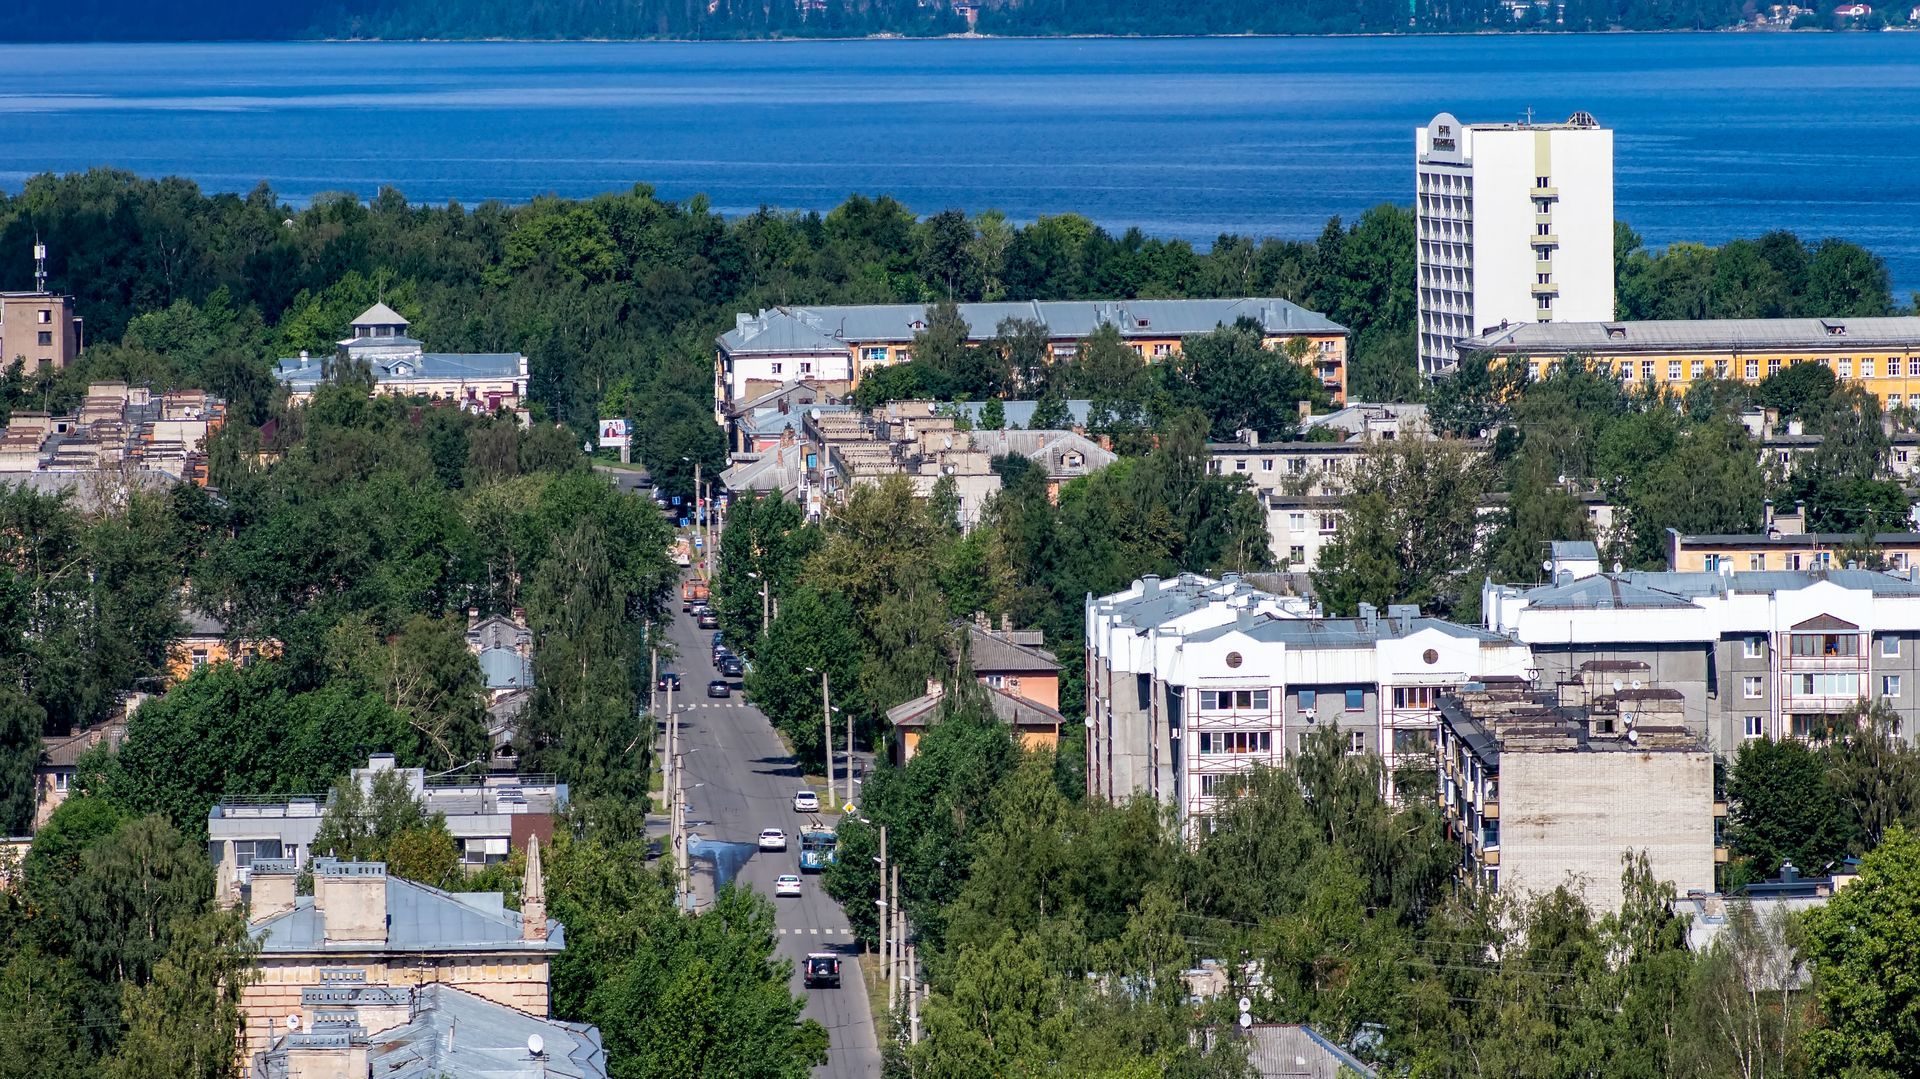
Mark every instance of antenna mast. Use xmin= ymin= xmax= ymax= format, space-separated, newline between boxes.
xmin=33 ymin=236 xmax=46 ymax=293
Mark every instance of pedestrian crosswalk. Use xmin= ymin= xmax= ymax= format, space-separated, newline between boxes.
xmin=690 ymin=702 xmax=750 ymax=709
xmin=778 ymin=927 xmax=849 ymax=936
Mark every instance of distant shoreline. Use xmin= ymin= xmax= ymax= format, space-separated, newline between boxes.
xmin=14 ymin=27 xmax=1907 ymax=45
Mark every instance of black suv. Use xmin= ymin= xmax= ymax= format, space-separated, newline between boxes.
xmin=803 ymin=953 xmax=841 ymax=989
xmin=657 ymin=672 xmax=681 ymax=691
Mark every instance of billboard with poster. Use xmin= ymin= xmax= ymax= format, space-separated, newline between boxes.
xmin=598 ymin=418 xmax=631 ymax=448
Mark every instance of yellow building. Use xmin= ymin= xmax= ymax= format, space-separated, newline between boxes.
xmin=1666 ymin=526 xmax=1920 ymax=575
xmin=1461 ymin=316 xmax=1920 ymax=407
xmin=716 ymin=298 xmax=1351 ymax=415
xmin=886 ymin=681 xmax=1065 ymax=766
xmin=167 ymin=609 xmax=281 ymax=685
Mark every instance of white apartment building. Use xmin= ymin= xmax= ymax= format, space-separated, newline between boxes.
xmin=1085 ymin=575 xmax=1533 ymax=832
xmin=1484 ymin=548 xmax=1920 ymax=756
xmin=1416 ymin=111 xmax=1615 ymax=376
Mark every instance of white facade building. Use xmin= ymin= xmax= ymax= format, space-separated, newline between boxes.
xmin=1483 ymin=550 xmax=1920 ymax=755
xmin=1416 ymin=111 xmax=1615 ymax=376
xmin=1085 ymin=575 xmax=1533 ymax=833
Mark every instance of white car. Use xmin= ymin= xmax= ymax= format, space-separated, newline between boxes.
xmin=774 ymin=874 xmax=803 ymax=897
xmin=758 ymin=828 xmax=787 ymax=852
xmin=792 ymin=790 xmax=820 ymax=813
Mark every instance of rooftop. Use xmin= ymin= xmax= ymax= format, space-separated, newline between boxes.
xmin=887 ymin=681 xmax=1067 ymax=731
xmin=1512 ymin=567 xmax=1920 ymax=609
xmin=719 ymin=298 xmax=1348 ymax=354
xmin=250 ymin=869 xmax=565 ymax=954
xmin=1441 ymin=683 xmax=1705 ymax=759
xmin=963 ymin=620 xmax=1060 ymax=674
xmin=1186 ymin=606 xmax=1510 ymax=649
xmin=1461 ymin=316 xmax=1920 ymax=356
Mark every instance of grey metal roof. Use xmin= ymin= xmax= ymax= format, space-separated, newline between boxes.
xmin=254 ymin=983 xmax=605 ymax=1079
xmin=719 ymin=298 xmax=1347 ymax=354
xmin=1550 ymin=540 xmax=1600 ymax=561
xmin=1187 ymin=613 xmax=1510 ymax=648
xmin=1676 ymin=531 xmax=1920 ymax=548
xmin=479 ymin=647 xmax=534 ymax=690
xmin=1462 ymin=317 xmax=1920 ymax=356
xmin=1518 ymin=568 xmax=1920 ymax=608
xmin=887 ymin=682 xmax=1067 ymax=730
xmin=274 ymin=352 xmax=524 ymax=391
xmin=340 ymin=334 xmax=424 ymax=350
xmin=1246 ymin=1024 xmax=1378 ymax=1079
xmin=965 ymin=623 xmax=1060 ymax=673
xmin=351 ymin=302 xmax=410 ymax=328
xmin=251 ymin=876 xmax=565 ymax=954
xmin=0 ymin=469 xmax=178 ymax=511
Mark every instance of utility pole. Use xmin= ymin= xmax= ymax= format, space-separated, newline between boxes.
xmin=846 ymin=702 xmax=855 ymax=809
xmin=822 ymin=670 xmax=835 ymax=809
xmin=890 ymin=856 xmax=906 ymax=1013
xmin=692 ymin=459 xmax=701 ymax=572
xmin=908 ymin=942 xmax=920 ymax=1044
xmin=760 ymin=574 xmax=770 ymax=635
xmin=674 ymin=751 xmax=688 ymax=912
xmin=876 ymin=825 xmax=888 ymax=983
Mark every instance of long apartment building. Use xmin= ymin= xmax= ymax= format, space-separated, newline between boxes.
xmin=0 ymin=382 xmax=223 ymax=484
xmin=1085 ymin=574 xmax=1531 ymax=831
xmin=715 ymin=298 xmax=1350 ymax=414
xmin=1461 ymin=316 xmax=1920 ymax=408
xmin=1483 ymin=547 xmax=1920 ymax=755
xmin=1416 ymin=110 xmax=1615 ymax=376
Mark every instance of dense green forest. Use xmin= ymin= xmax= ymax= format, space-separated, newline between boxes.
xmin=1 ymin=0 xmax=1863 ymax=41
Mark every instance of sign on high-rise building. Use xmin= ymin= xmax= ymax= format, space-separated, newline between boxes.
xmin=1415 ymin=110 xmax=1615 ymax=377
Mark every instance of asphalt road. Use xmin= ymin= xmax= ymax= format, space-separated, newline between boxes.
xmin=661 ymin=603 xmax=883 ymax=1079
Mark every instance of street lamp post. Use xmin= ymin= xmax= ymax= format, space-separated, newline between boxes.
xmin=806 ymin=665 xmax=834 ymax=808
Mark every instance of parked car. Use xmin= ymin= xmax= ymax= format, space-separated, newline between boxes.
xmin=697 ymin=611 xmax=719 ymax=629
xmin=711 ymin=631 xmax=725 ymax=647
xmin=720 ymin=655 xmax=745 ymax=678
xmin=803 ymin=953 xmax=842 ymax=989
xmin=707 ymin=679 xmax=731 ymax=699
xmin=792 ymin=789 xmax=819 ymax=813
xmin=774 ymin=874 xmax=803 ymax=898
xmin=758 ymin=828 xmax=787 ymax=852
xmin=657 ymin=672 xmax=681 ymax=691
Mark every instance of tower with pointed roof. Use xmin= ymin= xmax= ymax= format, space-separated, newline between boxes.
xmin=522 ymin=834 xmax=547 ymax=943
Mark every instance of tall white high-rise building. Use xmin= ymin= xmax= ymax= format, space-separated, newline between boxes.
xmin=1415 ymin=111 xmax=1615 ymax=377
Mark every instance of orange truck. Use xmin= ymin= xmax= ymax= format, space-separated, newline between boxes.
xmin=681 ymin=579 xmax=709 ymax=611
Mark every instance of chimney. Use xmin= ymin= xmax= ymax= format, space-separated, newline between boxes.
xmin=926 ymin=678 xmax=944 ymax=699
xmin=313 ymin=861 xmax=389 ymax=946
xmin=215 ymin=853 xmax=240 ymax=910
xmin=511 ymin=607 xmax=526 ymax=627
xmin=974 ymin=610 xmax=989 ymax=632
xmin=248 ymin=859 xmax=300 ymax=923
xmin=1298 ymin=400 xmax=1311 ymax=422
xmin=1358 ymin=602 xmax=1378 ymax=628
xmin=1000 ymin=612 xmax=1011 ymax=634
xmin=1139 ymin=575 xmax=1161 ymax=596
xmin=1242 ymin=428 xmax=1259 ymax=447
xmin=467 ymin=606 xmax=481 ymax=631
xmin=522 ymin=835 xmax=548 ymax=943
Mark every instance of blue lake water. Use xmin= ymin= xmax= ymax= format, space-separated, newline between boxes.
xmin=1 ymin=34 xmax=1918 ymax=292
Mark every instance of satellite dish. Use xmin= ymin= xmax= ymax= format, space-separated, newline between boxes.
xmin=1237 ymin=997 xmax=1252 ymax=1013
xmin=581 ymin=440 xmax=592 ymax=454
xmin=1541 ymin=559 xmax=1553 ymax=572
xmin=1630 ymin=679 xmax=1642 ymax=690
xmin=286 ymin=1013 xmax=302 ymax=1032
xmin=527 ymin=1033 xmax=545 ymax=1057
xmin=1626 ymin=729 xmax=1640 ymax=744
xmin=1237 ymin=1012 xmax=1253 ymax=1030
xmin=1612 ymin=679 xmax=1623 ymax=693
xmin=1612 ymin=560 xmax=1624 ymax=573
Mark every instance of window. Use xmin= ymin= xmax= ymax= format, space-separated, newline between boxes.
xmin=36 ymin=331 xmax=51 ymax=347
xmin=1198 ymin=731 xmax=1273 ymax=755
xmin=1537 ymin=295 xmax=1552 ymax=312
xmin=462 ymin=837 xmax=509 ymax=865
xmin=861 ymin=347 xmax=887 ymax=363
xmin=1152 ymin=343 xmax=1172 ymax=358
xmin=1536 ymin=273 xmax=1551 ymax=285
xmin=1885 ymin=636 xmax=1901 ymax=658
xmin=53 ymin=771 xmax=69 ymax=792
xmin=1840 ymin=359 xmax=1854 ymax=379
xmin=1198 ymin=689 xmax=1270 ymax=712
xmin=1749 ymin=554 xmax=1766 ymax=571
xmin=1539 ymin=246 xmax=1552 ymax=262
xmin=1344 ymin=688 xmax=1365 ymax=712
xmin=1298 ymin=689 xmax=1318 ymax=715
xmin=1288 ymin=512 xmax=1306 ymax=531
xmin=1199 ymin=774 xmax=1245 ymax=797
xmin=1864 ymin=358 xmax=1877 ymax=378
xmin=1716 ymin=360 xmax=1729 ymax=378
xmin=1790 ymin=632 xmax=1859 ymax=657
xmin=1744 ymin=715 xmax=1764 ymax=739
xmin=1347 ymin=730 xmax=1367 ymax=755
xmin=1796 ymin=672 xmax=1861 ymax=696
xmin=1535 ymin=175 xmax=1550 ymax=187
xmin=1234 ymin=459 xmax=1247 ymax=472
xmin=1536 ymin=223 xmax=1551 ymax=236
xmin=1289 ymin=545 xmax=1305 ymax=563
xmin=1262 ymin=458 xmax=1274 ymax=472
xmin=1768 ymin=358 xmax=1781 ymax=376
xmin=1318 ymin=514 xmax=1337 ymax=534
xmin=36 ymin=309 xmax=50 ymax=324
xmin=1742 ymin=676 xmax=1764 ymax=699
xmin=231 ymin=839 xmax=284 ymax=868
xmin=1745 ymin=360 xmax=1759 ymax=380
xmin=1690 ymin=360 xmax=1705 ymax=379
xmin=1787 ymin=553 xmax=1803 ymax=570
xmin=1392 ymin=728 xmax=1432 ymax=755
xmin=1393 ymin=686 xmax=1442 ymax=709
xmin=1668 ymin=360 xmax=1681 ymax=381
xmin=1743 ymin=636 xmax=1764 ymax=659
xmin=1885 ymin=675 xmax=1903 ymax=699
xmin=191 ymin=648 xmax=209 ymax=670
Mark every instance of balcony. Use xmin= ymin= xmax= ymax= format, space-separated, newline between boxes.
xmin=1483 ymin=801 xmax=1498 ymax=820
xmin=1530 ymin=185 xmax=1559 ymax=199
xmin=1530 ymin=282 xmax=1559 ymax=297
xmin=1531 ymin=234 xmax=1559 ymax=248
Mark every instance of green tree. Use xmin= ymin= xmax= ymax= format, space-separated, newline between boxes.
xmin=1801 ymin=825 xmax=1920 ymax=1077
xmin=744 ymin=585 xmax=861 ymax=770
xmin=1726 ymin=736 xmax=1854 ymax=880
xmin=979 ymin=396 xmax=1006 ymax=431
xmin=1161 ymin=320 xmax=1326 ymax=441
xmin=105 ymin=908 xmax=256 ymax=1079
xmin=328 ymin=612 xmax=489 ymax=770
xmin=0 ymin=684 xmax=44 ymax=836
xmin=309 ymin=769 xmax=463 ymax=887
xmin=1312 ymin=438 xmax=1488 ymax=616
